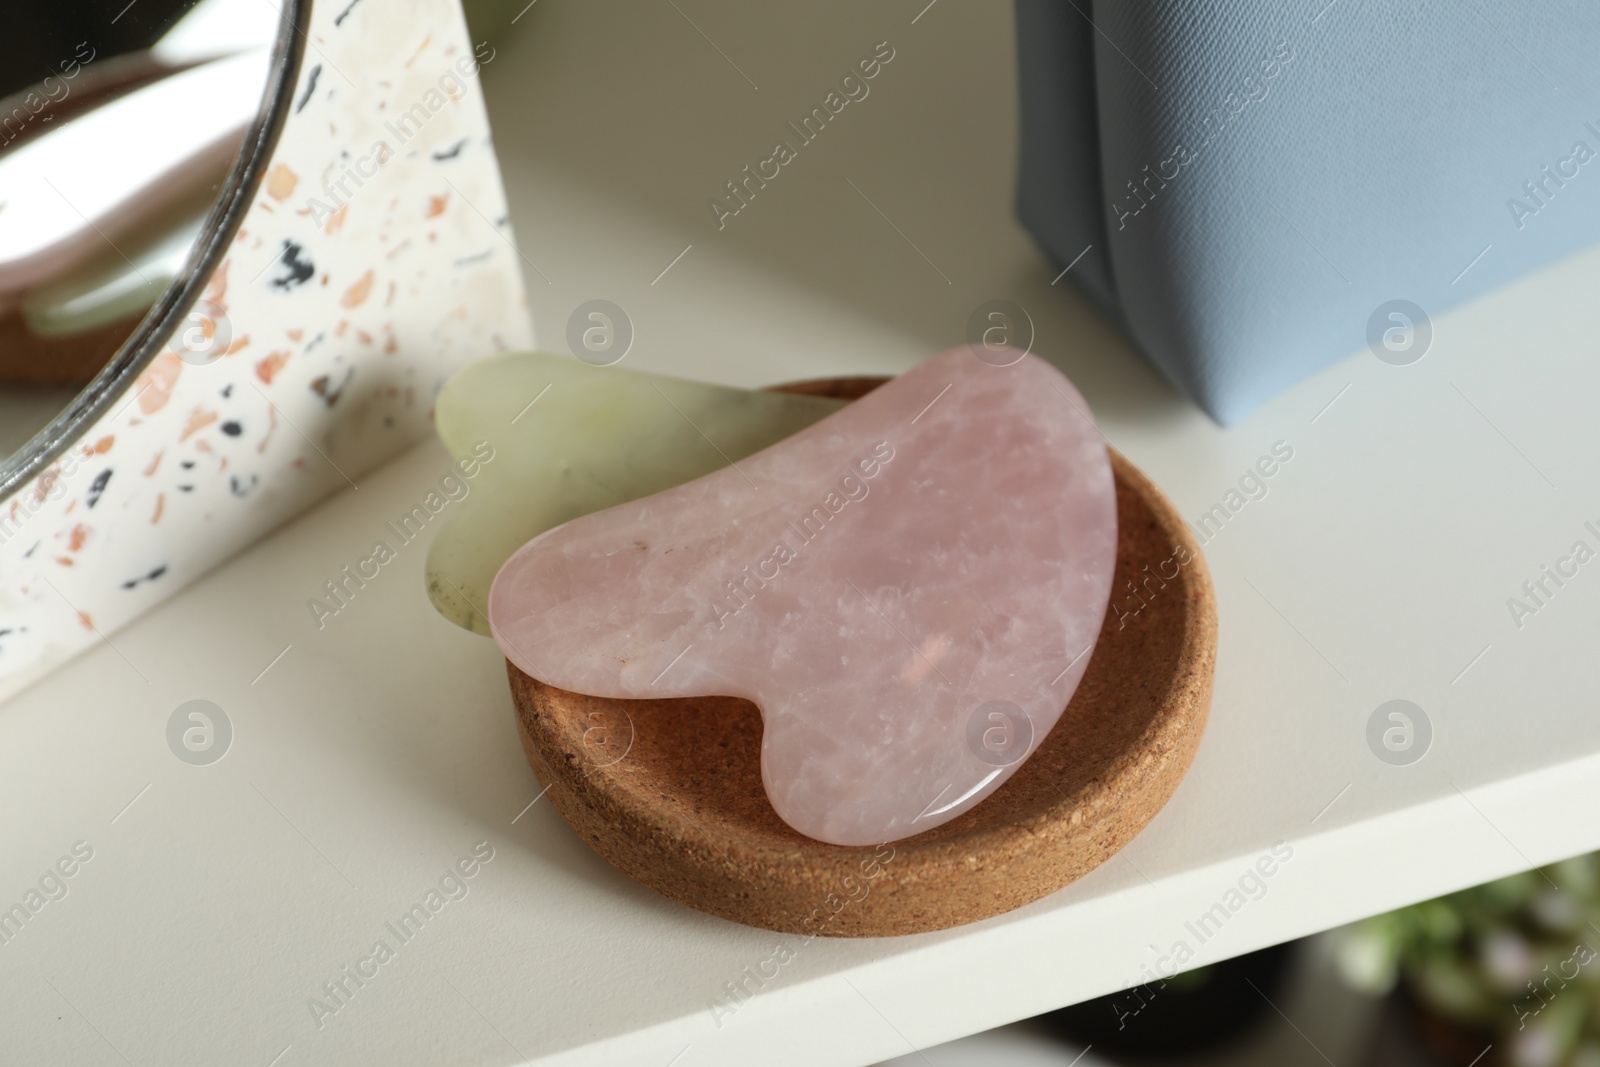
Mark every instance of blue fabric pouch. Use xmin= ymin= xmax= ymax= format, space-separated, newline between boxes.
xmin=1015 ymin=1 xmax=1600 ymax=423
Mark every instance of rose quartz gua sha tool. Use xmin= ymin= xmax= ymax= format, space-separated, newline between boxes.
xmin=489 ymin=346 xmax=1120 ymax=847
xmin=489 ymin=361 xmax=1217 ymax=937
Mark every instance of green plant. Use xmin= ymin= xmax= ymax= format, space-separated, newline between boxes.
xmin=1336 ymin=855 xmax=1600 ymax=1067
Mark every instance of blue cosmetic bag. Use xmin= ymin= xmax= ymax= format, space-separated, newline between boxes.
xmin=1015 ymin=0 xmax=1600 ymax=423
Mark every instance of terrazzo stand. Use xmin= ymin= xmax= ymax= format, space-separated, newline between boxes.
xmin=0 ymin=0 xmax=533 ymax=701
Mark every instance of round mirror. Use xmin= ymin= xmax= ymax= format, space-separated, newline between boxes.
xmin=0 ymin=0 xmax=306 ymax=499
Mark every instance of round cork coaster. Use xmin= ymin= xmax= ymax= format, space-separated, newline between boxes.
xmin=506 ymin=376 xmax=1216 ymax=937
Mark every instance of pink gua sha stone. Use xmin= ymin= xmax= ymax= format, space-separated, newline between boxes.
xmin=488 ymin=346 xmax=1118 ymax=846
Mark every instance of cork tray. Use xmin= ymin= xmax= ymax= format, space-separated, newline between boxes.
xmin=507 ymin=376 xmax=1216 ymax=937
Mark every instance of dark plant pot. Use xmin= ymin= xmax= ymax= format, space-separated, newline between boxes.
xmin=1041 ymin=941 xmax=1296 ymax=1058
xmin=1390 ymin=984 xmax=1501 ymax=1067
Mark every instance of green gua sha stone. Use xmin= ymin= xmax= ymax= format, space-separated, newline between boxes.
xmin=427 ymin=352 xmax=847 ymax=634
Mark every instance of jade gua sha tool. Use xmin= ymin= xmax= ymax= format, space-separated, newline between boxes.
xmin=427 ymin=352 xmax=847 ymax=635
xmin=434 ymin=348 xmax=1216 ymax=935
xmin=490 ymin=346 xmax=1119 ymax=846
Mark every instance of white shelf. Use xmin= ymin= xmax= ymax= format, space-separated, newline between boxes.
xmin=7 ymin=1 xmax=1600 ymax=1064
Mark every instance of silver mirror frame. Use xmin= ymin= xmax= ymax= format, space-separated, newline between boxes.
xmin=0 ymin=0 xmax=312 ymax=503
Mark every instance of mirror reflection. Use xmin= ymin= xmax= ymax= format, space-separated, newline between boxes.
xmin=0 ymin=0 xmax=280 ymax=466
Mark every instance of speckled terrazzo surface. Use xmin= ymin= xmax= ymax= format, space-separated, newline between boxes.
xmin=0 ymin=0 xmax=533 ymax=701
